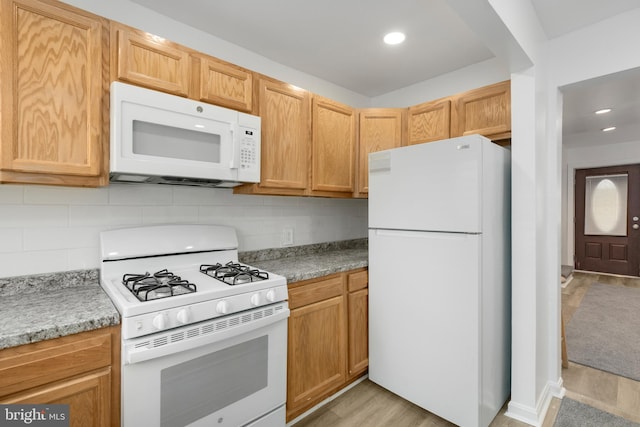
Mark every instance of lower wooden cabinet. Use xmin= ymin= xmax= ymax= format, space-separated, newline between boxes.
xmin=286 ymin=268 xmax=368 ymax=421
xmin=0 ymin=326 xmax=120 ymax=427
xmin=347 ymin=270 xmax=369 ymax=378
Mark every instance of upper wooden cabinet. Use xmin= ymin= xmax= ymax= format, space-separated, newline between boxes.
xmin=236 ymin=86 xmax=358 ymax=198
xmin=111 ymin=22 xmax=190 ymax=97
xmin=408 ymin=99 xmax=451 ymax=145
xmin=454 ymin=80 xmax=511 ymax=142
xmin=356 ymin=108 xmax=405 ymax=196
xmin=0 ymin=0 xmax=109 ymax=187
xmin=111 ymin=22 xmax=254 ymax=112
xmin=235 ymin=76 xmax=311 ymax=196
xmin=408 ymin=80 xmax=511 ymax=146
xmin=192 ymin=55 xmax=253 ymax=112
xmin=311 ymin=96 xmax=356 ymax=196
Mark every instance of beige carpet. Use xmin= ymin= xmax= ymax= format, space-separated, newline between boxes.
xmin=565 ymin=283 xmax=640 ymax=381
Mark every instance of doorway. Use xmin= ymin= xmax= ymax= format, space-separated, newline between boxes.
xmin=574 ymin=164 xmax=640 ymax=276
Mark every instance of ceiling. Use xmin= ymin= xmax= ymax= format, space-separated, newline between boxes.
xmin=131 ymin=0 xmax=640 ymax=148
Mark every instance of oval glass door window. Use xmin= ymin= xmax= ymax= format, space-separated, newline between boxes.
xmin=584 ymin=173 xmax=628 ymax=236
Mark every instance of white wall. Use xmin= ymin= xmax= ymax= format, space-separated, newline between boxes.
xmin=562 ymin=140 xmax=640 ymax=265
xmin=0 ymin=184 xmax=367 ymax=278
xmin=550 ymin=8 xmax=640 ymax=272
xmin=371 ymin=57 xmax=509 ymax=107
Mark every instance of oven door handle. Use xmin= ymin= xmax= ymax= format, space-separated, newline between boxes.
xmin=125 ymin=306 xmax=290 ymax=365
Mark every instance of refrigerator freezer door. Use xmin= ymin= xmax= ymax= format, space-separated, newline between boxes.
xmin=368 ymin=228 xmax=481 ymax=427
xmin=368 ymin=135 xmax=484 ymax=233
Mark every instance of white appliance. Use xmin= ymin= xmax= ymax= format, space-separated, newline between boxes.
xmin=368 ymin=134 xmax=511 ymax=427
xmin=110 ymin=81 xmax=260 ymax=187
xmin=100 ymin=224 xmax=289 ymax=427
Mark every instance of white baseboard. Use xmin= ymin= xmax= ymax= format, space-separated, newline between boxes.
xmin=505 ymin=378 xmax=565 ymax=426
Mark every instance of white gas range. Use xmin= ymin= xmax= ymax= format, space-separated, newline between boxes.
xmin=100 ymin=224 xmax=289 ymax=427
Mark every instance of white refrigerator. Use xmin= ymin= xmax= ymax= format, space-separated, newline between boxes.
xmin=368 ymin=134 xmax=511 ymax=427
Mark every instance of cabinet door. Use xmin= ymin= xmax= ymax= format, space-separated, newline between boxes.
xmin=255 ymin=77 xmax=310 ymax=194
xmin=287 ymin=296 xmax=346 ymax=418
xmin=408 ymin=99 xmax=451 ymax=145
xmin=347 ymin=288 xmax=368 ymax=379
xmin=0 ymin=0 xmax=108 ymax=186
xmin=112 ymin=22 xmax=190 ymax=96
xmin=453 ymin=80 xmax=511 ymax=141
xmin=347 ymin=269 xmax=368 ymax=379
xmin=311 ymin=96 xmax=355 ymax=196
xmin=196 ymin=56 xmax=253 ymax=112
xmin=357 ymin=109 xmax=404 ymax=196
xmin=2 ymin=369 xmax=111 ymax=427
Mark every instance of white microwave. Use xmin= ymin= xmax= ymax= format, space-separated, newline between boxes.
xmin=110 ymin=81 xmax=260 ymax=187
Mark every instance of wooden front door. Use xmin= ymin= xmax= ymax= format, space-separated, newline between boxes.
xmin=575 ymin=164 xmax=640 ymax=276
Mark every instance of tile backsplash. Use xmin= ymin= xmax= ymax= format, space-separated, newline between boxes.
xmin=0 ymin=184 xmax=368 ymax=278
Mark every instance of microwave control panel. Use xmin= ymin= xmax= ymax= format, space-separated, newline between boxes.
xmin=238 ymin=126 xmax=260 ymax=182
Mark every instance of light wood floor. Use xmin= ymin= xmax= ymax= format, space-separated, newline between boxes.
xmin=292 ymin=271 xmax=640 ymax=427
xmin=291 ymin=378 xmax=560 ymax=427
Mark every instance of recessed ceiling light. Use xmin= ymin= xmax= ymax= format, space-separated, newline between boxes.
xmin=595 ymin=108 xmax=612 ymax=115
xmin=602 ymin=126 xmax=616 ymax=132
xmin=384 ymin=32 xmax=405 ymax=45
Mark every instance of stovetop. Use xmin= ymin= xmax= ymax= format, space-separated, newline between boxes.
xmin=200 ymin=262 xmax=270 ymax=285
xmin=99 ymin=225 xmax=288 ymax=339
xmin=122 ymin=269 xmax=198 ymax=302
xmin=102 ymin=259 xmax=285 ymax=315
xmin=118 ymin=262 xmax=273 ymax=302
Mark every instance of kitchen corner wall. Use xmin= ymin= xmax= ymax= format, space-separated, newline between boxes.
xmin=0 ymin=184 xmax=368 ymax=278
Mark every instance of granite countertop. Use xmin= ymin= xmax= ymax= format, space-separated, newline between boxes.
xmin=0 ymin=238 xmax=367 ymax=351
xmin=240 ymin=239 xmax=368 ymax=283
xmin=0 ymin=270 xmax=120 ymax=350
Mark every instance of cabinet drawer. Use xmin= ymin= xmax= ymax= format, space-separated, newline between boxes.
xmin=347 ymin=270 xmax=368 ymax=292
xmin=0 ymin=330 xmax=112 ymax=398
xmin=288 ymin=274 xmax=344 ymax=309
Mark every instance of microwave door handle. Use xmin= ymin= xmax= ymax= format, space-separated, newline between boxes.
xmin=229 ymin=123 xmax=240 ymax=169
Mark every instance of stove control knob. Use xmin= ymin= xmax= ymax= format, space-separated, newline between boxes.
xmin=216 ymin=300 xmax=230 ymax=315
xmin=250 ymin=293 xmax=261 ymax=307
xmin=266 ymin=289 xmax=277 ymax=303
xmin=176 ymin=309 xmax=190 ymax=325
xmin=152 ymin=313 xmax=167 ymax=330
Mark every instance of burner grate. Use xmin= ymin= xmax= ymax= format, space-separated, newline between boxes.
xmin=122 ymin=269 xmax=197 ymax=301
xmin=200 ymin=262 xmax=269 ymax=285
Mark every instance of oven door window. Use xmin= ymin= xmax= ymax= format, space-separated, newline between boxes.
xmin=160 ymin=336 xmax=268 ymax=427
